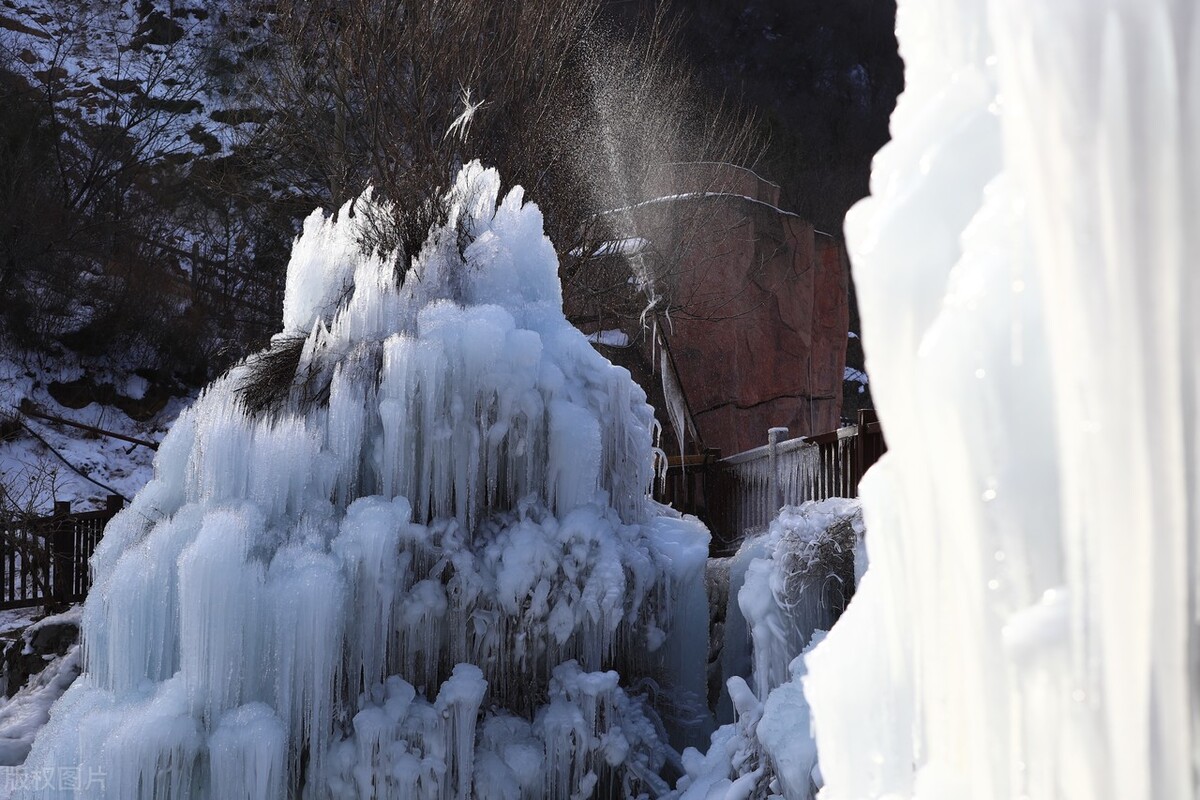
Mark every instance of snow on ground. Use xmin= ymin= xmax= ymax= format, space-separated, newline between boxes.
xmin=0 ymin=612 xmax=40 ymax=644
xmin=843 ymin=366 xmax=868 ymax=393
xmin=0 ymin=646 xmax=80 ymax=770
xmin=21 ymin=608 xmax=81 ymax=639
xmin=0 ymin=605 xmax=83 ymax=781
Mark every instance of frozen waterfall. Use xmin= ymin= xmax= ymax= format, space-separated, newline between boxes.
xmin=18 ymin=163 xmax=711 ymax=799
xmin=805 ymin=1 xmax=1200 ymax=799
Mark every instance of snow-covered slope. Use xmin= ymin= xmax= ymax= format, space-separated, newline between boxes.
xmin=1 ymin=353 xmax=191 ymax=513
xmin=2 ymin=0 xmax=265 ymax=165
xmin=0 ymin=0 xmax=270 ymax=512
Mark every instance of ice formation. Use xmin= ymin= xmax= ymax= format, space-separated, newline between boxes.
xmin=805 ymin=1 xmax=1200 ymax=798
xmin=737 ymin=503 xmax=859 ymax=706
xmin=19 ymin=163 xmax=711 ymax=798
xmin=675 ymin=500 xmax=861 ymax=800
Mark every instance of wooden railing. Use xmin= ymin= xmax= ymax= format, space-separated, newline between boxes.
xmin=0 ymin=412 xmax=881 ymax=607
xmin=0 ymin=496 xmax=123 ymax=610
xmin=657 ymin=410 xmax=886 ymax=554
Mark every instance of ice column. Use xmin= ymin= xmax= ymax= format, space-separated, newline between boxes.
xmin=805 ymin=1 xmax=1200 ymax=799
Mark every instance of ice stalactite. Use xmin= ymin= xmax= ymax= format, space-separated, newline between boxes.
xmin=208 ymin=704 xmax=288 ymax=800
xmin=804 ymin=1 xmax=1200 ymax=798
xmin=20 ymin=163 xmax=710 ymax=798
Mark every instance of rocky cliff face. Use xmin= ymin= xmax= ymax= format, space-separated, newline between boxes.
xmin=655 ymin=169 xmax=849 ymax=454
xmin=570 ymin=163 xmax=849 ymax=456
xmin=594 ymin=0 xmax=899 ymax=440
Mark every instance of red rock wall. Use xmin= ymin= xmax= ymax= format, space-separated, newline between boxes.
xmin=654 ymin=169 xmax=849 ymax=455
xmin=568 ymin=164 xmax=850 ymax=458
xmin=667 ymin=214 xmax=854 ymax=455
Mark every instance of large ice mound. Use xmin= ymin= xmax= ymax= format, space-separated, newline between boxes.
xmin=20 ymin=163 xmax=710 ymax=799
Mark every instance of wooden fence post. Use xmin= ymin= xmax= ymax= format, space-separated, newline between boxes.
xmin=50 ymin=500 xmax=75 ymax=606
xmin=853 ymin=409 xmax=886 ymax=494
xmin=768 ymin=426 xmax=788 ymax=517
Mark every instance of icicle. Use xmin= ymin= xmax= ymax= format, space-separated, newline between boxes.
xmin=434 ymin=664 xmax=488 ymax=800
xmin=268 ymin=545 xmax=348 ymax=790
xmin=178 ymin=507 xmax=268 ymax=723
xmin=208 ymin=704 xmax=288 ymax=800
xmin=102 ymin=677 xmax=204 ymax=800
xmin=332 ymin=496 xmax=412 ymax=694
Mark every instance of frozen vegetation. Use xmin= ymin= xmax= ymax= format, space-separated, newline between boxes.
xmin=804 ymin=0 xmax=1200 ymax=798
xmin=8 ymin=157 xmax=873 ymax=798
xmin=17 ymin=164 xmax=714 ymax=798
xmin=677 ymin=499 xmax=862 ymax=800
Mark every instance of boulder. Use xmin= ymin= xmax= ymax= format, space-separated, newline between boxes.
xmin=1 ymin=608 xmax=80 ymax=698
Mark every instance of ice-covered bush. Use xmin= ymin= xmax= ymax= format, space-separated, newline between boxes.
xmin=674 ymin=499 xmax=862 ymax=800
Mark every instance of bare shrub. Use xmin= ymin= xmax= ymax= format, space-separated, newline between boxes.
xmin=239 ymin=0 xmax=763 ymax=312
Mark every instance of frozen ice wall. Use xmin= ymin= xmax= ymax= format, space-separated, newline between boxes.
xmin=806 ymin=1 xmax=1200 ymax=799
xmin=20 ymin=163 xmax=711 ymax=798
